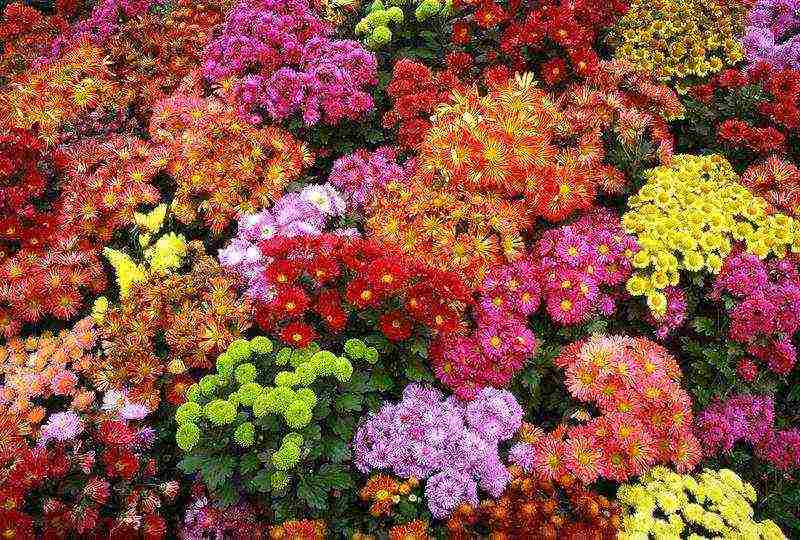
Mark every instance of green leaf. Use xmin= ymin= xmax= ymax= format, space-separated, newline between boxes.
xmin=318 ymin=463 xmax=354 ymax=490
xmin=297 ymin=476 xmax=328 ymax=510
xmin=332 ymin=417 xmax=355 ymax=440
xmin=201 ymin=455 xmax=236 ymax=491
xmin=177 ymin=455 xmax=205 ymax=474
xmin=692 ymin=316 xmax=717 ymax=336
xmin=322 ymin=438 xmax=351 ymax=463
xmin=247 ymin=469 xmax=273 ymax=493
xmin=239 ymin=452 xmax=260 ymax=476
xmin=369 ymin=371 xmax=394 ymax=392
xmin=335 ymin=392 xmax=363 ymax=412
xmin=405 ymin=362 xmax=434 ymax=382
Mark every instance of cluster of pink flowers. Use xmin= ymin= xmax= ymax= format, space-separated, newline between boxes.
xmin=202 ymin=0 xmax=377 ymax=125
xmin=695 ymin=394 xmax=800 ymax=470
xmin=327 ymin=147 xmax=411 ymax=208
xmin=430 ymin=261 xmax=539 ymax=400
xmin=509 ymin=336 xmax=701 ymax=483
xmin=712 ymin=251 xmax=800 ymax=374
xmin=530 ymin=209 xmax=639 ymax=326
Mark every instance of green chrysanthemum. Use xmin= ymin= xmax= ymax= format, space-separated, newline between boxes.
xmin=283 ymin=432 xmax=304 ymax=448
xmin=271 ymin=470 xmax=289 ymax=490
xmin=249 ymin=335 xmax=273 ymax=354
xmin=204 ymin=399 xmax=237 ymax=426
xmin=275 ymin=347 xmax=293 ymax=366
xmin=272 ymin=442 xmax=301 ymax=470
xmin=364 ymin=346 xmax=379 ymax=364
xmin=234 ymin=422 xmax=256 ymax=447
xmin=310 ymin=350 xmax=337 ymax=375
xmin=344 ymin=338 xmax=366 ymax=359
xmin=215 ymin=353 xmax=235 ymax=379
xmin=275 ymin=370 xmax=300 ymax=387
xmin=175 ymin=402 xmax=201 ymax=424
xmin=283 ymin=400 xmax=313 ymax=429
xmin=199 ymin=374 xmax=220 ymax=396
xmin=295 ymin=387 xmax=317 ymax=409
xmin=334 ymin=357 xmax=354 ymax=382
xmin=238 ymin=382 xmax=264 ymax=406
xmin=294 ymin=362 xmax=316 ymax=386
xmin=264 ymin=386 xmax=297 ymax=414
xmin=176 ymin=422 xmax=200 ymax=451
xmin=186 ymin=383 xmax=202 ymax=402
xmin=235 ymin=363 xmax=258 ymax=385
xmin=227 ymin=338 xmax=252 ymax=362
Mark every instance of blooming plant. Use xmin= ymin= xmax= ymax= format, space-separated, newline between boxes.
xmin=616 ymin=466 xmax=786 ymax=539
xmin=509 ymin=335 xmax=701 ymax=482
xmin=353 ymin=383 xmax=523 ymax=518
xmin=4 ymin=0 xmax=800 ymax=535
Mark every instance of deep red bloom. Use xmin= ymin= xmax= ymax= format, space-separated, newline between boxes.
xmin=717 ymin=69 xmax=747 ymax=89
xmin=99 ymin=420 xmax=137 ymax=448
xmin=272 ymin=285 xmax=310 ymax=318
xmin=103 ymin=447 xmax=139 ymax=480
xmin=265 ymin=258 xmax=301 ymax=286
xmin=717 ymin=119 xmax=753 ymax=146
xmin=345 ymin=278 xmax=381 ymax=309
xmin=143 ymin=515 xmax=167 ymax=540
xmin=736 ymin=358 xmax=758 ymax=383
xmin=280 ymin=321 xmax=317 ymax=348
xmin=474 ymin=1 xmax=506 ymax=28
xmin=540 ymin=57 xmax=567 ymax=86
xmin=452 ymin=21 xmax=472 ymax=45
xmin=307 ymin=255 xmax=340 ymax=284
xmin=379 ymin=310 xmax=414 ymax=341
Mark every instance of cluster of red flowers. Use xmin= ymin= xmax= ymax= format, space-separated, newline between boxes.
xmin=382 ymin=57 xmax=467 ymax=151
xmin=0 ymin=419 xmax=179 ymax=539
xmin=0 ymin=2 xmax=70 ymax=80
xmin=0 ymin=38 xmax=124 ymax=143
xmin=742 ymin=156 xmax=800 ymax=217
xmin=0 ymin=128 xmax=61 ymax=255
xmin=0 ymin=235 xmax=106 ymax=337
xmin=148 ymin=76 xmax=312 ymax=233
xmin=0 ymin=132 xmax=162 ymax=335
xmin=560 ymin=60 xmax=683 ymax=192
xmin=58 ymin=136 xmax=161 ymax=243
xmin=510 ymin=336 xmax=701 ymax=483
xmin=93 ymin=242 xmax=252 ymax=408
xmin=450 ymin=0 xmax=629 ymax=81
xmin=447 ymin=468 xmax=622 ymax=540
xmin=255 ymin=234 xmax=471 ymax=347
xmin=691 ymin=65 xmax=800 ymax=157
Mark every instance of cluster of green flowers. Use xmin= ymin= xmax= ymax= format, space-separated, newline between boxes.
xmin=175 ymin=336 xmax=357 ymax=483
xmin=623 ymin=154 xmax=798 ymax=315
xmin=617 ymin=466 xmax=786 ymax=539
xmin=611 ymin=0 xmax=745 ymax=86
xmin=355 ymin=0 xmax=451 ymax=49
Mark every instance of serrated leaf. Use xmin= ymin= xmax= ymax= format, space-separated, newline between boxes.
xmin=322 ymin=438 xmax=351 ymax=463
xmin=297 ymin=476 xmax=328 ymax=510
xmin=332 ymin=417 xmax=355 ymax=440
xmin=177 ymin=455 xmax=205 ymax=474
xmin=318 ymin=463 xmax=354 ymax=490
xmin=239 ymin=452 xmax=260 ymax=476
xmin=335 ymin=392 xmax=363 ymax=412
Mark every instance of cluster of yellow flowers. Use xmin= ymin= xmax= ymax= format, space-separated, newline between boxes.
xmin=623 ymin=154 xmax=798 ymax=314
xmin=611 ymin=0 xmax=746 ymax=85
xmin=100 ymin=205 xmax=188 ymax=299
xmin=617 ymin=466 xmax=787 ymax=540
